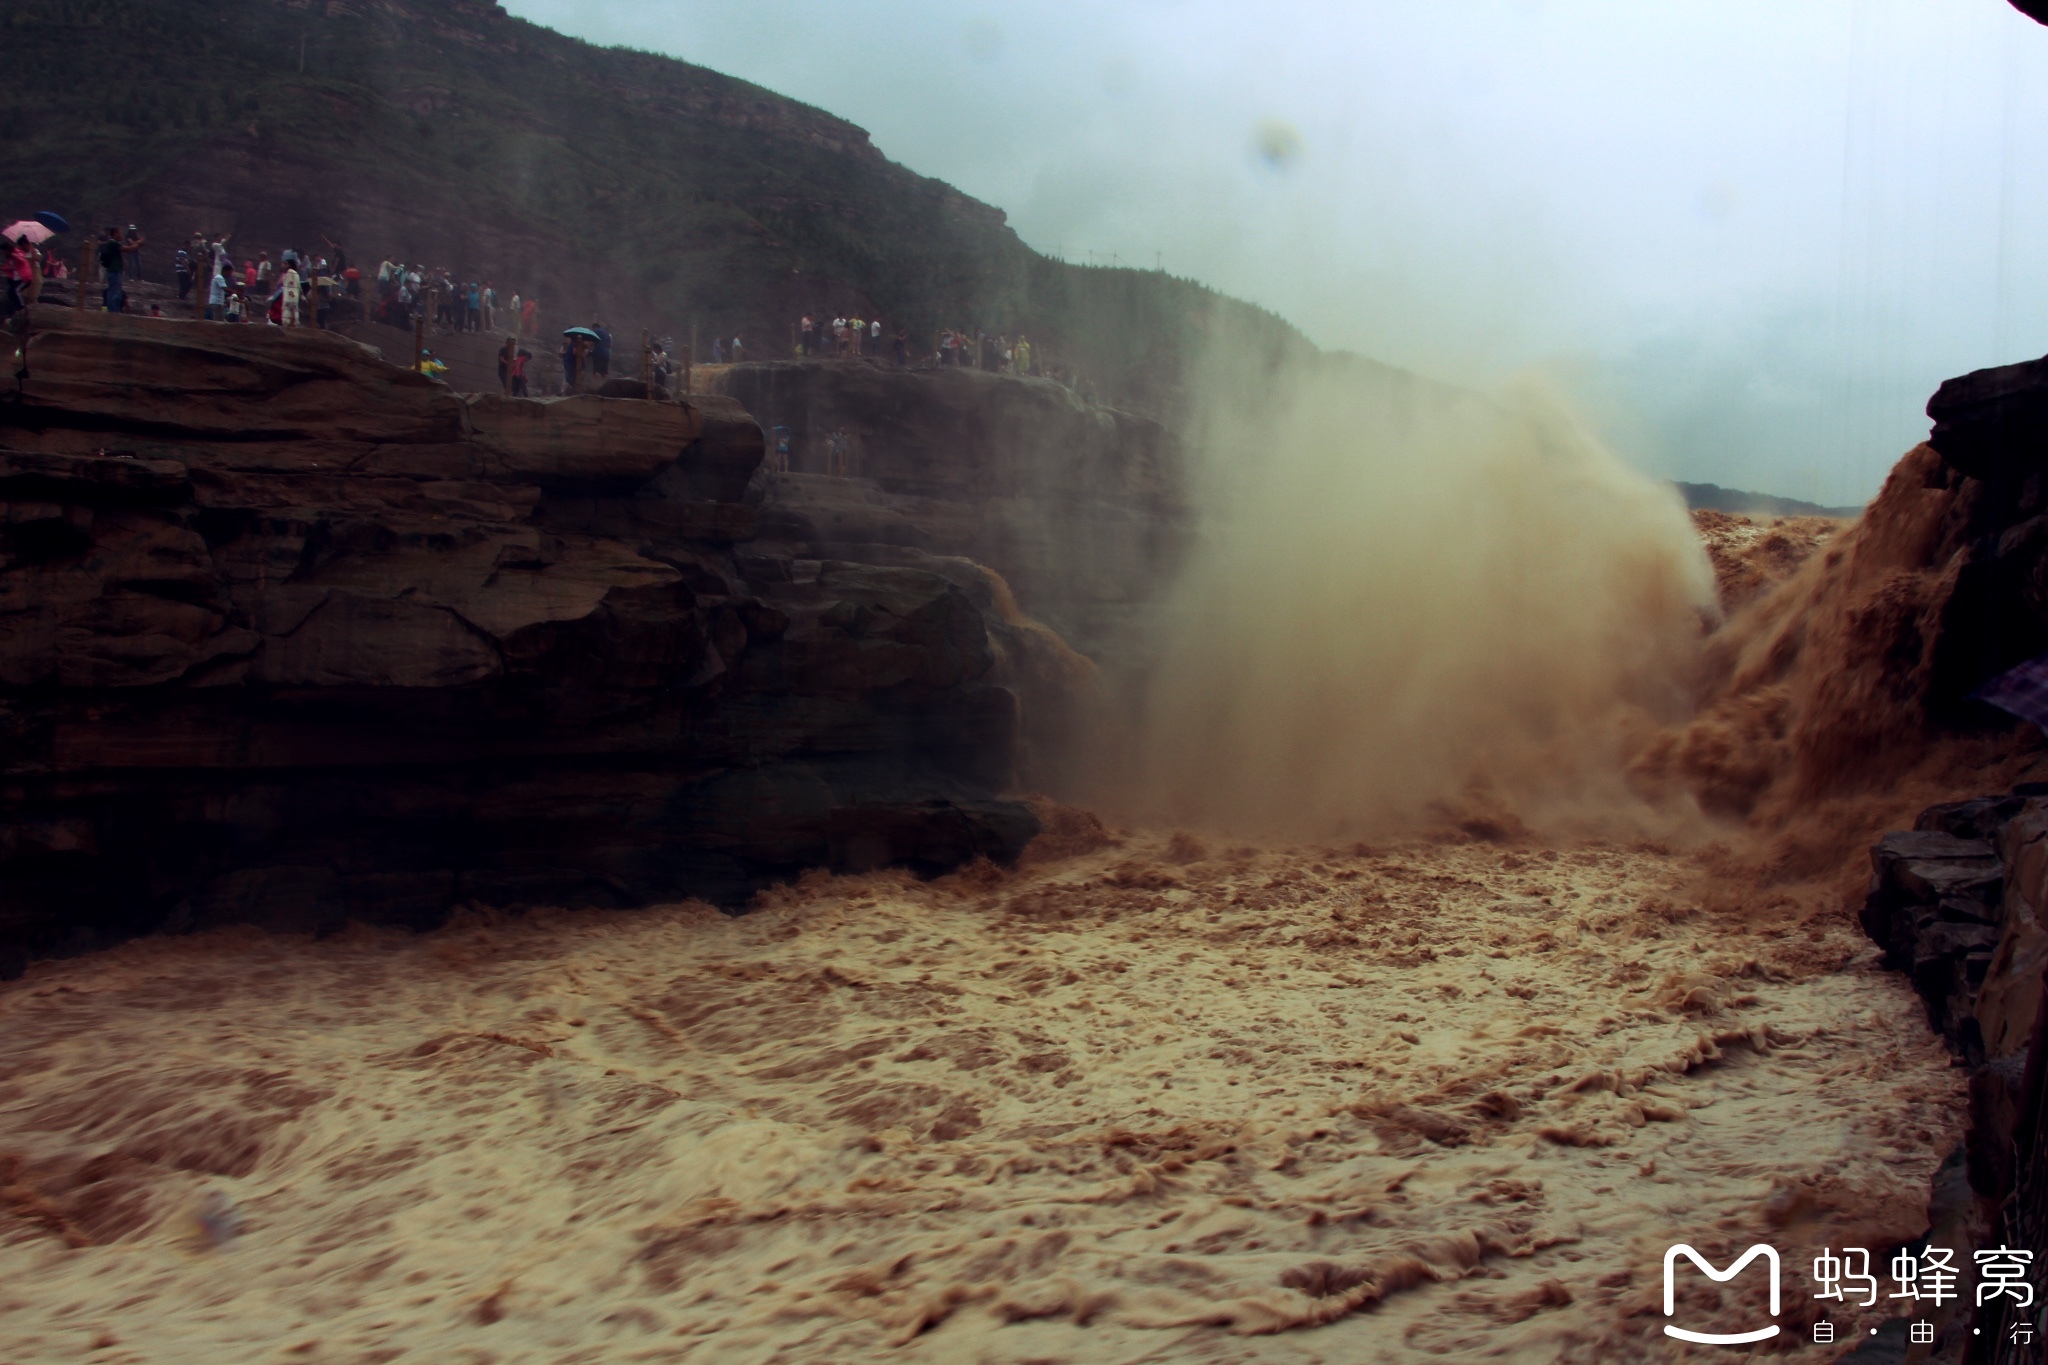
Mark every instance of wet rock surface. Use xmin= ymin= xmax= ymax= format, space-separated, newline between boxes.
xmin=0 ymin=309 xmax=1037 ymax=974
xmin=709 ymin=359 xmax=1184 ymax=672
xmin=1861 ymin=789 xmax=2048 ymax=1356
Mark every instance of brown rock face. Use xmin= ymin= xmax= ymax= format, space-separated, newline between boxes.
xmin=0 ymin=309 xmax=1036 ymax=975
xmin=711 ymin=359 xmax=1184 ymax=669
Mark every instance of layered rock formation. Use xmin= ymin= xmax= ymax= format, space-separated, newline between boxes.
xmin=1845 ymin=353 xmax=2048 ymax=1357
xmin=1861 ymin=797 xmax=2033 ymax=1058
xmin=0 ymin=308 xmax=1038 ymax=975
xmin=1858 ymin=790 xmax=2048 ymax=1356
xmin=709 ymin=359 xmax=1184 ymax=671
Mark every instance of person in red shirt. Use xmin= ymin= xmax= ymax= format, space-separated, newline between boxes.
xmin=3 ymin=237 xmax=35 ymax=318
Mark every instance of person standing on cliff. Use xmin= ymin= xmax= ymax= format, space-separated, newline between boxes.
xmin=730 ymin=335 xmax=744 ymax=364
xmin=522 ymin=296 xmax=538 ymax=340
xmin=593 ymin=323 xmax=612 ymax=379
xmin=313 ymin=260 xmax=335 ymax=328
xmin=96 ymin=229 xmax=127 ymax=312
xmin=2 ymin=237 xmax=32 ymax=319
xmin=563 ymin=334 xmax=595 ymax=392
xmin=206 ymin=261 xmax=228 ymax=321
xmin=122 ymin=226 xmax=146 ymax=284
xmin=277 ymin=257 xmax=302 ymax=327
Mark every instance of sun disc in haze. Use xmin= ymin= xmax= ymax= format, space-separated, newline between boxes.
xmin=1253 ymin=117 xmax=1304 ymax=170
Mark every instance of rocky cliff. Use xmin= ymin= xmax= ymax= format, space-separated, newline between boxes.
xmin=3 ymin=0 xmax=1312 ymax=414
xmin=710 ymin=360 xmax=1184 ymax=670
xmin=1837 ymin=351 xmax=2048 ymax=1357
xmin=0 ymin=308 xmax=1038 ymax=976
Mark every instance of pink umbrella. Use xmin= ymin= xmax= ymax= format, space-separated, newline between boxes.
xmin=2 ymin=220 xmax=54 ymax=245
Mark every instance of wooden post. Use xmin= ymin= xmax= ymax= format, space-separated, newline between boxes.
xmin=195 ymin=242 xmax=206 ymax=321
xmin=683 ymin=344 xmax=692 ymax=397
xmin=75 ymin=240 xmax=89 ymax=310
xmin=413 ymin=309 xmax=425 ymax=373
xmin=641 ymin=328 xmax=650 ymax=391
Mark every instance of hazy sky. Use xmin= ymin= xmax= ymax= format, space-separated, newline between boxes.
xmin=504 ymin=0 xmax=2048 ymax=505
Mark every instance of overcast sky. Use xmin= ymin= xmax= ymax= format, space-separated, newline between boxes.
xmin=504 ymin=0 xmax=2048 ymax=506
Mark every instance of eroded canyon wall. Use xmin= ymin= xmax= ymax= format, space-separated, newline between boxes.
xmin=707 ymin=359 xmax=1184 ymax=671
xmin=0 ymin=309 xmax=1039 ymax=975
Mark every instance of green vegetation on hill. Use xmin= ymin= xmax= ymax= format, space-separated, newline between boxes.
xmin=2 ymin=0 xmax=1310 ymax=410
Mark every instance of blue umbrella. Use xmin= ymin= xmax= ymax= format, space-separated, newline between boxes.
xmin=33 ymin=211 xmax=68 ymax=234
xmin=562 ymin=326 xmax=600 ymax=339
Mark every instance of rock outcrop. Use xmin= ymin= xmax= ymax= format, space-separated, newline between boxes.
xmin=709 ymin=359 xmax=1184 ymax=670
xmin=1856 ymin=793 xmax=2048 ymax=1357
xmin=1847 ymin=353 xmax=2048 ymax=1358
xmin=1860 ymin=797 xmax=2035 ymax=1059
xmin=0 ymin=308 xmax=1038 ymax=976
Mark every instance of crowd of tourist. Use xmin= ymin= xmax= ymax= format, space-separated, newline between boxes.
xmin=10 ymin=216 xmax=1088 ymax=403
xmin=787 ymin=312 xmax=1068 ymax=381
xmin=1 ymin=218 xmax=561 ymax=347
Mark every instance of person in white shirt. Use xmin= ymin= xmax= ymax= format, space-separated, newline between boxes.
xmin=278 ymin=261 xmax=302 ymax=326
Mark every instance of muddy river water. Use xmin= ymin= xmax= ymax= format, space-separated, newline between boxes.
xmin=0 ymin=825 xmax=1955 ymax=1363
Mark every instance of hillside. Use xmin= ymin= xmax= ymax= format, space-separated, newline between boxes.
xmin=1676 ymin=480 xmax=1862 ymax=519
xmin=0 ymin=0 xmax=1309 ymax=410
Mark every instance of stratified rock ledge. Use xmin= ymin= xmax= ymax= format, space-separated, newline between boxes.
xmin=0 ymin=308 xmax=1037 ymax=975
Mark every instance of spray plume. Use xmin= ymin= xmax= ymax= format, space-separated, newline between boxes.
xmin=1103 ymin=342 xmax=1717 ymax=840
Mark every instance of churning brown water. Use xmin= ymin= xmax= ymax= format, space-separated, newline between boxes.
xmin=0 ymin=823 xmax=1956 ymax=1363
xmin=0 ymin=374 xmax=2015 ymax=1362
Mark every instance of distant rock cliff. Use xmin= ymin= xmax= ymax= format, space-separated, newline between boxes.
xmin=0 ymin=309 xmax=1039 ymax=975
xmin=710 ymin=360 xmax=1184 ymax=670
